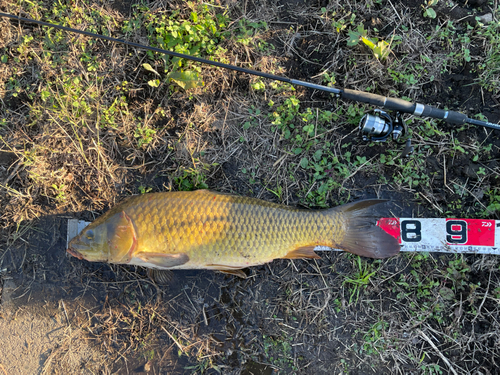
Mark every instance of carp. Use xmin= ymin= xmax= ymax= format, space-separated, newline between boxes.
xmin=67 ymin=190 xmax=399 ymax=277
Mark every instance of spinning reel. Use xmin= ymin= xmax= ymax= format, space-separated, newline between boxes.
xmin=359 ymin=110 xmax=414 ymax=157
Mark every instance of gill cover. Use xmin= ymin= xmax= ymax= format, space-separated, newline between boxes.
xmin=106 ymin=211 xmax=138 ymax=263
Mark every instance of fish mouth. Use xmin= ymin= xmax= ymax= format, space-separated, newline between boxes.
xmin=67 ymin=247 xmax=84 ymax=260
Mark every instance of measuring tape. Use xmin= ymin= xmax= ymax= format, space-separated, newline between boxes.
xmin=378 ymin=218 xmax=500 ymax=255
xmin=67 ymin=218 xmax=500 ymax=255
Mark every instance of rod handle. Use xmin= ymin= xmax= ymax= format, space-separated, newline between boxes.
xmin=342 ymin=89 xmax=415 ymax=112
xmin=420 ymin=106 xmax=468 ymax=124
xmin=342 ymin=89 xmax=471 ymax=125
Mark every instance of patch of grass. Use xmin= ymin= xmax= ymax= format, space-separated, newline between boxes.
xmin=140 ymin=2 xmax=229 ymax=90
xmin=343 ymin=256 xmax=380 ymax=305
xmin=356 ymin=319 xmax=390 ymax=355
xmin=174 ymin=164 xmax=212 ymax=191
xmin=234 ymin=18 xmax=268 ymax=48
xmin=476 ymin=17 xmax=500 ymax=91
xmin=262 ymin=334 xmax=296 ymax=371
xmin=483 ymin=188 xmax=500 ymax=216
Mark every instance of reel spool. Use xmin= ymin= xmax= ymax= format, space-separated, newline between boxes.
xmin=359 ymin=110 xmax=413 ymax=157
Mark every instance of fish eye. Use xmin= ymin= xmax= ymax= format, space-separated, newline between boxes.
xmin=86 ymin=229 xmax=94 ymax=240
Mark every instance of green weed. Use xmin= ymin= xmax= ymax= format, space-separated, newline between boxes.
xmin=422 ymin=363 xmax=444 ymax=375
xmin=138 ymin=185 xmax=153 ymax=194
xmin=234 ymin=18 xmax=268 ymax=47
xmin=134 ymin=123 xmax=157 ymax=148
xmin=444 ymin=258 xmax=471 ymax=290
xmin=484 ymin=188 xmax=500 ymax=215
xmin=422 ymin=0 xmax=438 ymax=19
xmin=51 ymin=183 xmax=67 ymax=204
xmin=175 ymin=165 xmax=211 ymax=191
xmin=357 ymin=319 xmax=389 ymax=355
xmin=344 ymin=257 xmax=379 ymax=305
xmin=476 ymin=18 xmax=500 ymax=91
xmin=347 ymin=24 xmax=392 ymax=61
xmin=262 ymin=334 xmax=296 ymax=371
xmin=141 ymin=2 xmax=229 ymax=90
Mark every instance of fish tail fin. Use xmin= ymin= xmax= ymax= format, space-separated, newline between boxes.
xmin=335 ymin=200 xmax=400 ymax=259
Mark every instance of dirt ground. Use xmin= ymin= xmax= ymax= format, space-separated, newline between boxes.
xmin=1 ymin=0 xmax=500 ymax=374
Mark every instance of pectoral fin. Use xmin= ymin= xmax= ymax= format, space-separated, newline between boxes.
xmin=135 ymin=252 xmax=189 ymax=268
xmin=282 ymin=246 xmax=321 ymax=260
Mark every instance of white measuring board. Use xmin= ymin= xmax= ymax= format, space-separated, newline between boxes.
xmin=310 ymin=218 xmax=500 ymax=255
xmin=377 ymin=218 xmax=500 ymax=255
xmin=67 ymin=219 xmax=91 ymax=248
xmin=67 ymin=218 xmax=500 ymax=255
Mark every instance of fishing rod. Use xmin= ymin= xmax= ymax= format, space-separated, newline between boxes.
xmin=2 ymin=12 xmax=499 ymax=146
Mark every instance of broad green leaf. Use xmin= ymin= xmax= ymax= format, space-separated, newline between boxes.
xmin=300 ymin=157 xmax=309 ymax=168
xmin=168 ymin=71 xmax=204 ymax=90
xmin=348 ymin=24 xmax=368 ymax=47
xmin=424 ymin=8 xmax=437 ymax=18
xmin=142 ymin=63 xmax=160 ymax=76
xmin=347 ymin=30 xmax=361 ymax=46
xmin=486 ymin=203 xmax=500 ymax=213
xmin=439 ymin=287 xmax=455 ymax=301
xmin=313 ymin=149 xmax=323 ymax=161
xmin=357 ymin=24 xmax=367 ymax=36
xmin=41 ymin=90 xmax=50 ymax=102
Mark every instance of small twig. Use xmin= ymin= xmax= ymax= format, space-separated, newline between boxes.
xmin=60 ymin=300 xmax=70 ymax=326
xmin=313 ymin=259 xmax=328 ymax=289
xmin=418 ymin=329 xmax=458 ymax=375
xmin=310 ymin=292 xmax=331 ymax=324
xmin=2 ymin=159 xmax=21 ymax=185
xmin=443 ymin=156 xmax=453 ymax=194
xmin=472 ymin=271 xmax=492 ymax=324
xmin=202 ymin=304 xmax=208 ymax=326
xmin=449 ymin=179 xmax=489 ymax=212
xmin=419 ymin=191 xmax=444 ymax=214
xmin=161 ymin=326 xmax=185 ymax=353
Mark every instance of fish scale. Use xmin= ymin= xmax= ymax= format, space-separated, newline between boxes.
xmin=67 ymin=190 xmax=400 ymax=276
